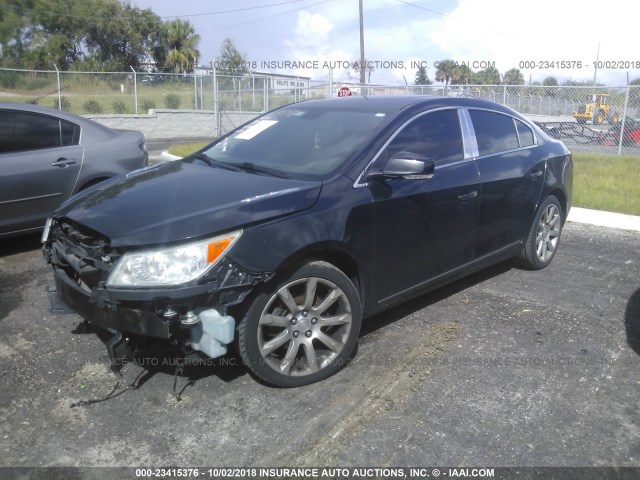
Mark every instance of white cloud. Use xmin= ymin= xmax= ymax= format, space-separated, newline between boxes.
xmin=288 ymin=11 xmax=334 ymax=50
xmin=429 ymin=0 xmax=640 ymax=84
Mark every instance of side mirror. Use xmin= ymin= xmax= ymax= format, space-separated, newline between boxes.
xmin=366 ymin=151 xmax=435 ymax=181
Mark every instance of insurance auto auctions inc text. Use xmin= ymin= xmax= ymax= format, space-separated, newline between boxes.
xmin=223 ymin=467 xmax=495 ymax=478
xmin=212 ymin=60 xmax=496 ymax=71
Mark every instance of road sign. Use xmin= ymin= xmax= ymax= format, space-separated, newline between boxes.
xmin=338 ymin=86 xmax=352 ymax=97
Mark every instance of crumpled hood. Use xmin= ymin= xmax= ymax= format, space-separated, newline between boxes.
xmin=57 ymin=160 xmax=322 ymax=247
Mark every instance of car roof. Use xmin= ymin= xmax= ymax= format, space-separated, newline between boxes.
xmin=0 ymin=100 xmax=93 ymax=123
xmin=290 ymin=95 xmax=524 ymax=118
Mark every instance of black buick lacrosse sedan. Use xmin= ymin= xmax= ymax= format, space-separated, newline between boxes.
xmin=43 ymin=96 xmax=572 ymax=387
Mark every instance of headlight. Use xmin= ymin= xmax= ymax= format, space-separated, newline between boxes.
xmin=106 ymin=230 xmax=242 ymax=288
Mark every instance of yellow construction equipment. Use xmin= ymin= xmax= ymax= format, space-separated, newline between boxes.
xmin=573 ymin=94 xmax=620 ymax=125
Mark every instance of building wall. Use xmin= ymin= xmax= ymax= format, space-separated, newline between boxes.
xmin=86 ymin=109 xmax=260 ymax=140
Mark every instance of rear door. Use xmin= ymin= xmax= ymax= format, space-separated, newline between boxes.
xmin=0 ymin=110 xmax=83 ymax=235
xmin=368 ymin=108 xmax=482 ymax=304
xmin=467 ymin=109 xmax=545 ymax=256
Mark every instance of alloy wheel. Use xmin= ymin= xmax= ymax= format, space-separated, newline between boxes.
xmin=535 ymin=204 xmax=561 ymax=263
xmin=257 ymin=276 xmax=353 ymax=376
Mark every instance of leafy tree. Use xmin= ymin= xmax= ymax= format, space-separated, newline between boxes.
xmin=472 ymin=66 xmax=501 ymax=85
xmin=414 ymin=66 xmax=431 ymax=85
xmin=84 ymin=1 xmax=165 ymax=71
xmin=0 ymin=0 xmax=36 ymax=66
xmin=164 ymin=19 xmax=200 ymax=73
xmin=435 ymin=59 xmax=457 ymax=85
xmin=451 ymin=64 xmax=472 ymax=85
xmin=434 ymin=60 xmax=473 ymax=85
xmin=542 ymin=76 xmax=558 ymax=96
xmin=503 ymin=68 xmax=525 ymax=85
xmin=0 ymin=0 xmax=165 ymax=70
xmin=218 ymin=38 xmax=248 ymax=74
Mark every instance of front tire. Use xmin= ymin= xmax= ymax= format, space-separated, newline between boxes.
xmin=238 ymin=261 xmax=362 ymax=387
xmin=517 ymin=195 xmax=564 ymax=270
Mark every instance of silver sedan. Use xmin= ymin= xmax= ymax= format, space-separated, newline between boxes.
xmin=0 ymin=101 xmax=148 ymax=238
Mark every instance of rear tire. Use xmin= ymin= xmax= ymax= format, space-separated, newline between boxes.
xmin=517 ymin=195 xmax=564 ymax=270
xmin=238 ymin=261 xmax=362 ymax=387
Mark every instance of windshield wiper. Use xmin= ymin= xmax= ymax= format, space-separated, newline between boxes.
xmin=192 ymin=153 xmax=243 ymax=172
xmin=225 ymin=162 xmax=290 ymax=178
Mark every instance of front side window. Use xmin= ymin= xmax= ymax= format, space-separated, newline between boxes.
xmin=469 ymin=110 xmax=519 ymax=156
xmin=0 ymin=111 xmax=78 ymax=153
xmin=384 ymin=109 xmax=464 ymax=165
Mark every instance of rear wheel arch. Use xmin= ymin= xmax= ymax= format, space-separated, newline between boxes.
xmin=517 ymin=194 xmax=564 ymax=270
xmin=548 ymin=188 xmax=567 ymax=219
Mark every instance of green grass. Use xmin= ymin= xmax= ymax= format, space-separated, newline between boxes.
xmin=168 ymin=142 xmax=208 ymax=157
xmin=572 ymin=153 xmax=640 ymax=215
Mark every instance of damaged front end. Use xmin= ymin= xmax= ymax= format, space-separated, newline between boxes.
xmin=42 ymin=217 xmax=272 ymax=367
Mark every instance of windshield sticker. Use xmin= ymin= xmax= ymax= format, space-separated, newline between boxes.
xmin=235 ymin=120 xmax=279 ymax=140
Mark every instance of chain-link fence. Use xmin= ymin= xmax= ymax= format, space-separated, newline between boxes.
xmin=2 ymin=66 xmax=639 ymax=156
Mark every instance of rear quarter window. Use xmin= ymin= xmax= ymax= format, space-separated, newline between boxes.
xmin=515 ymin=119 xmax=535 ymax=147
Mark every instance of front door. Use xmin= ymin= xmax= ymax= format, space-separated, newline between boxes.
xmin=368 ymin=108 xmax=481 ymax=304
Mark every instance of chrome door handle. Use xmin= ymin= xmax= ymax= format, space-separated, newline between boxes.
xmin=51 ymin=158 xmax=77 ymax=167
xmin=457 ymin=191 xmax=478 ymax=202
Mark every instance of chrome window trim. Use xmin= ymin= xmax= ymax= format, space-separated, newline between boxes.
xmin=459 ymin=109 xmax=479 ymax=158
xmin=467 ymin=107 xmax=539 ymax=148
xmin=474 ymin=144 xmax=538 ymax=160
xmin=513 ymin=117 xmax=536 ymax=148
xmin=434 ymin=157 xmax=476 ymax=171
xmin=513 ymin=117 xmax=522 ymax=147
xmin=353 ymin=107 xmax=465 ymax=188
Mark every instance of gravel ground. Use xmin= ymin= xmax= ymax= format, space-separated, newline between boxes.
xmin=0 ymin=222 xmax=638 ymax=471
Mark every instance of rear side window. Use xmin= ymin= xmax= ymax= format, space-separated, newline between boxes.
xmin=0 ymin=111 xmax=79 ymax=153
xmin=515 ymin=119 xmax=535 ymax=147
xmin=469 ymin=110 xmax=519 ymax=156
xmin=385 ymin=109 xmax=464 ymax=165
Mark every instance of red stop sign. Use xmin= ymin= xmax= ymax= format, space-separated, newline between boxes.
xmin=338 ymin=86 xmax=352 ymax=97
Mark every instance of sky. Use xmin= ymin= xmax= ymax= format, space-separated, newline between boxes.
xmin=131 ymin=0 xmax=638 ymax=86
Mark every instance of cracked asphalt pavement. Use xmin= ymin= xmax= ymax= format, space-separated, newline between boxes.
xmin=0 ymin=222 xmax=638 ymax=468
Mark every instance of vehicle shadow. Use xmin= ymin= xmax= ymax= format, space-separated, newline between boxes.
xmin=625 ymin=288 xmax=640 ymax=356
xmin=71 ymin=260 xmax=514 ymax=391
xmin=360 ymin=261 xmax=512 ymax=337
xmin=0 ymin=233 xmax=42 ymax=257
xmin=0 ymin=233 xmax=43 ymax=321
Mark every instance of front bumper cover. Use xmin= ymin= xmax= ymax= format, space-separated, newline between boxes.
xmin=44 ymin=219 xmax=273 ymax=339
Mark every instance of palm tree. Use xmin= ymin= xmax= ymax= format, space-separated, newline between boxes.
xmin=164 ymin=19 xmax=200 ymax=73
xmin=435 ymin=59 xmax=457 ymax=85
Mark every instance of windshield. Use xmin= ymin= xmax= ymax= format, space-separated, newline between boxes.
xmin=200 ymin=105 xmax=390 ymax=180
